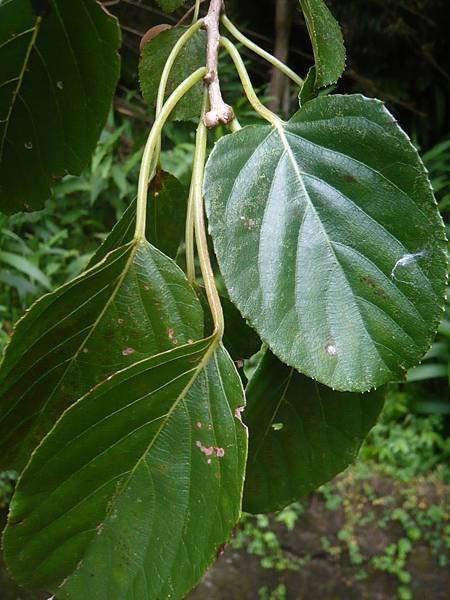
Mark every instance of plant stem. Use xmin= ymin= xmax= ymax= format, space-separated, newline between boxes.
xmin=203 ymin=0 xmax=234 ymax=128
xmin=192 ymin=92 xmax=225 ymax=339
xmin=221 ymin=15 xmax=303 ymax=88
xmin=134 ymin=67 xmax=208 ymax=241
xmin=229 ymin=117 xmax=242 ymax=132
xmin=220 ymin=36 xmax=282 ymax=128
xmin=185 ymin=183 xmax=196 ymax=283
xmin=149 ymin=18 xmax=205 ymax=180
xmin=192 ymin=0 xmax=202 ymax=23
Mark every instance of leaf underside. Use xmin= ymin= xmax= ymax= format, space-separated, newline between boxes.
xmin=299 ymin=0 xmax=346 ymax=87
xmin=298 ymin=66 xmax=318 ymax=106
xmin=4 ymin=339 xmax=247 ymax=600
xmin=139 ymin=26 xmax=207 ymax=122
xmin=0 ymin=239 xmax=203 ymax=472
xmin=0 ymin=0 xmax=121 ymax=213
xmin=205 ymin=94 xmax=447 ymax=392
xmin=243 ymin=350 xmax=384 ymax=514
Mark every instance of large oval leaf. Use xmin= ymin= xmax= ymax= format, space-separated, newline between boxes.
xmin=243 ymin=350 xmax=384 ymax=514
xmin=0 ymin=239 xmax=203 ymax=471
xmin=0 ymin=0 xmax=121 ymax=213
xmin=299 ymin=0 xmax=346 ymax=87
xmin=3 ymin=340 xmax=247 ymax=599
xmin=205 ymin=94 xmax=447 ymax=392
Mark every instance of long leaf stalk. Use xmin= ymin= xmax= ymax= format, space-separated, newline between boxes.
xmin=134 ymin=66 xmax=207 ymax=240
xmin=220 ymin=36 xmax=282 ymax=128
xmin=192 ymin=92 xmax=225 ymax=340
xmin=148 ymin=17 xmax=205 ymax=180
xmin=221 ymin=15 xmax=303 ymax=88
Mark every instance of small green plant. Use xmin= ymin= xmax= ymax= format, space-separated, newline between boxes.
xmin=258 ymin=583 xmax=287 ymax=600
xmin=231 ymin=504 xmax=306 ymax=572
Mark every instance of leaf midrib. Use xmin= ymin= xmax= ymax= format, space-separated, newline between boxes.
xmin=56 ymin=340 xmax=218 ymax=594
xmin=268 ymin=123 xmax=387 ymax=372
xmin=27 ymin=242 xmax=139 ymax=435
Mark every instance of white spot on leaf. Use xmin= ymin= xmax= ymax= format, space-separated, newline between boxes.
xmin=325 ymin=342 xmax=337 ymax=357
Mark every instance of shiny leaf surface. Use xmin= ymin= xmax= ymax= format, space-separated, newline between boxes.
xmin=4 ymin=340 xmax=247 ymax=599
xmin=243 ymin=350 xmax=384 ymax=513
xmin=0 ymin=240 xmax=203 ymax=471
xmin=205 ymin=94 xmax=447 ymax=392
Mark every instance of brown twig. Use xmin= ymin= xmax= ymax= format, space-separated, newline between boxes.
xmin=203 ymin=0 xmax=234 ymax=128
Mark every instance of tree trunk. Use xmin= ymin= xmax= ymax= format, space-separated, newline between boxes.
xmin=268 ymin=0 xmax=294 ymax=114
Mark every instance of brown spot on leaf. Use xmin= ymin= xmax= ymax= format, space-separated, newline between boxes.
xmin=344 ymin=174 xmax=357 ymax=183
xmin=122 ymin=347 xmax=135 ymax=356
xmin=360 ymin=275 xmax=390 ymax=300
xmin=196 ymin=441 xmax=225 ymax=458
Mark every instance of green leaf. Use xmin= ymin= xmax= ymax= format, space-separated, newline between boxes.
xmin=0 ymin=0 xmax=121 ymax=214
xmin=87 ymin=170 xmax=188 ymax=269
xmin=221 ymin=295 xmax=261 ymax=365
xmin=406 ymin=363 xmax=448 ymax=382
xmin=0 ymin=239 xmax=203 ymax=471
xmin=298 ymin=66 xmax=318 ymax=106
xmin=155 ymin=0 xmax=187 ymax=13
xmin=243 ymin=350 xmax=384 ymax=514
xmin=3 ymin=339 xmax=247 ymax=599
xmin=0 ymin=249 xmax=51 ymax=290
xmin=205 ymin=94 xmax=447 ymax=392
xmin=299 ymin=0 xmax=346 ymax=87
xmin=139 ymin=26 xmax=207 ymax=122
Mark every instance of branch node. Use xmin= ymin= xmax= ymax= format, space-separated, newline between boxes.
xmin=203 ymin=0 xmax=234 ymax=129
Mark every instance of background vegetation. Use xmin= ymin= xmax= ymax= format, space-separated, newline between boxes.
xmin=0 ymin=1 xmax=448 ymax=598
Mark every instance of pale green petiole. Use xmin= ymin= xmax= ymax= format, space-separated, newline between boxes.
xmin=221 ymin=15 xmax=304 ymax=88
xmin=134 ymin=67 xmax=208 ymax=241
xmin=148 ymin=17 xmax=206 ymax=181
xmin=220 ymin=36 xmax=283 ymax=129
xmin=191 ymin=91 xmax=225 ymax=341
